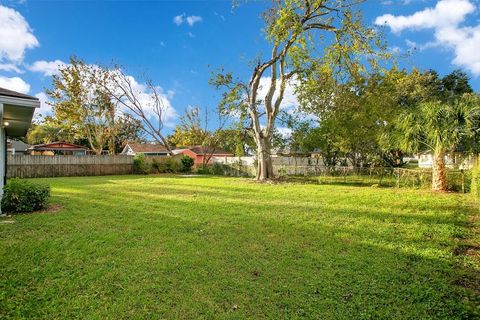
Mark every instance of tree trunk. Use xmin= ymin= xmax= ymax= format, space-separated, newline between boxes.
xmin=256 ymin=136 xmax=274 ymax=181
xmin=108 ymin=136 xmax=116 ymax=155
xmin=432 ymin=150 xmax=447 ymax=191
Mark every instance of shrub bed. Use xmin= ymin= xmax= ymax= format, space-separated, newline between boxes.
xmin=1 ymin=179 xmax=50 ymax=214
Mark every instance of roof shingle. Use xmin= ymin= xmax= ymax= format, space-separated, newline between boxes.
xmin=0 ymin=87 xmax=39 ymax=101
xmin=127 ymin=143 xmax=169 ymax=153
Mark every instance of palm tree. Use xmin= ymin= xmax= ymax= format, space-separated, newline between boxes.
xmin=397 ymin=94 xmax=479 ymax=191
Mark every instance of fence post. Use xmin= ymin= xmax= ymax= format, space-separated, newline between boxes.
xmin=396 ymin=169 xmax=400 ymax=188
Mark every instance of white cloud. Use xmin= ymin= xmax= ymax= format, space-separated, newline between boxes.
xmin=34 ymin=92 xmax=53 ymax=116
xmin=257 ymin=76 xmax=299 ymax=112
xmin=0 ymin=63 xmax=21 ymax=73
xmin=375 ymin=0 xmax=474 ymax=34
xmin=186 ymin=15 xmax=202 ymax=26
xmin=0 ymin=5 xmax=39 ymax=67
xmin=28 ymin=60 xmax=66 ymax=76
xmin=173 ymin=14 xmax=184 ymax=26
xmin=276 ymin=126 xmax=293 ymax=138
xmin=0 ymin=76 xmax=30 ymax=93
xmin=376 ymin=0 xmax=480 ymax=76
xmin=173 ymin=13 xmax=202 ymax=27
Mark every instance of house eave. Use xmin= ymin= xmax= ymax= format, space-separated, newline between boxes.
xmin=0 ymin=96 xmax=40 ymax=108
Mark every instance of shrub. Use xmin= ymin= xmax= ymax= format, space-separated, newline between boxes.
xmin=1 ymin=179 xmax=50 ymax=214
xmin=150 ymin=158 xmax=161 ymax=173
xmin=210 ymin=163 xmax=225 ymax=175
xmin=157 ymin=157 xmax=181 ymax=173
xmin=133 ymin=153 xmax=148 ymax=174
xmin=180 ymin=156 xmax=194 ymax=173
xmin=196 ymin=166 xmax=208 ymax=174
xmin=278 ymin=166 xmax=288 ymax=177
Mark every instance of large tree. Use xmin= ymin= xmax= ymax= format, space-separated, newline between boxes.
xmin=27 ymin=116 xmax=78 ymax=145
xmin=46 ymin=57 xmax=117 ymax=155
xmin=211 ymin=0 xmax=386 ymax=180
xmin=98 ymin=67 xmax=174 ymax=154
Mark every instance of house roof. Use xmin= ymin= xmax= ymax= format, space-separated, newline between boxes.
xmin=0 ymin=87 xmax=39 ymax=101
xmin=0 ymin=87 xmax=39 ymax=137
xmin=126 ymin=143 xmax=169 ymax=153
xmin=7 ymin=139 xmax=31 ymax=151
xmin=186 ymin=146 xmax=233 ymax=156
xmin=30 ymin=142 xmax=89 ymax=151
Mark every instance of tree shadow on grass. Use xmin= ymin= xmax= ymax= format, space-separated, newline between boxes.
xmin=3 ymin=190 xmax=478 ymax=319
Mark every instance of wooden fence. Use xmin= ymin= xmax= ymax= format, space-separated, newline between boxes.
xmin=6 ymin=155 xmax=134 ymax=178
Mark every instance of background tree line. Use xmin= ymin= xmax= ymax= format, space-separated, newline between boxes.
xmin=289 ymin=68 xmax=480 ymax=191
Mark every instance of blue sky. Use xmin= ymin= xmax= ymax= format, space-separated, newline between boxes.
xmin=0 ymin=0 xmax=479 ymax=131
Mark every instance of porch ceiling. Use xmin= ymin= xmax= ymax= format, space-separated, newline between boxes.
xmin=0 ymin=90 xmax=39 ymax=138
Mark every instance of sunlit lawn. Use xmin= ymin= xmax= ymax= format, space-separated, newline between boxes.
xmin=0 ymin=175 xmax=478 ymax=319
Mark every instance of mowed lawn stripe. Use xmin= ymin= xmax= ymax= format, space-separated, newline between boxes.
xmin=0 ymin=175 xmax=478 ymax=319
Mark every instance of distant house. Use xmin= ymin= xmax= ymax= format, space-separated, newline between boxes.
xmin=173 ymin=146 xmax=233 ymax=166
xmin=121 ymin=142 xmax=170 ymax=156
xmin=418 ymin=152 xmax=474 ymax=169
xmin=7 ymin=139 xmax=31 ymax=155
xmin=29 ymin=142 xmax=89 ymax=156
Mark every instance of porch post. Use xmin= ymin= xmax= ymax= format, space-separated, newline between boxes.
xmin=0 ymin=103 xmax=4 ymax=215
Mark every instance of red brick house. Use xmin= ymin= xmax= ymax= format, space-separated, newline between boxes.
xmin=174 ymin=146 xmax=233 ymax=166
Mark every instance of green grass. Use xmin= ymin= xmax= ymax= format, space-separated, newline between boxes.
xmin=1 ymin=175 xmax=478 ymax=319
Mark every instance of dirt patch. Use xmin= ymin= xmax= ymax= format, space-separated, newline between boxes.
xmin=38 ymin=204 xmax=63 ymax=214
xmin=1 ymin=204 xmax=63 ymax=217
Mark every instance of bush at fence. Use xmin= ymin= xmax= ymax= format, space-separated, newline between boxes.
xmin=180 ymin=156 xmax=194 ymax=173
xmin=1 ymin=179 xmax=50 ymax=214
xmin=196 ymin=162 xmax=254 ymax=177
xmin=150 ymin=157 xmax=182 ymax=173
xmin=133 ymin=153 xmax=148 ymax=174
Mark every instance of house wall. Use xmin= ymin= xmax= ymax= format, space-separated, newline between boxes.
xmin=178 ymin=150 xmax=204 ymax=166
xmin=418 ymin=153 xmax=474 ymax=169
xmin=122 ymin=145 xmax=134 ymax=155
xmin=0 ymin=104 xmax=4 ymax=215
xmin=180 ymin=149 xmax=237 ymax=167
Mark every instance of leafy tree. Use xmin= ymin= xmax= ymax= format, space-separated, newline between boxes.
xmin=112 ymin=114 xmax=146 ymax=154
xmin=27 ymin=116 xmax=77 ymax=145
xmin=440 ymin=69 xmax=473 ymax=100
xmin=289 ymin=123 xmax=343 ymax=167
xmin=171 ymin=106 xmax=227 ymax=168
xmin=211 ymin=0 xmax=387 ymax=180
xmin=46 ymin=57 xmax=116 ymax=154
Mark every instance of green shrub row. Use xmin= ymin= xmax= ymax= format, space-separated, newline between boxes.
xmin=133 ymin=154 xmax=194 ymax=174
xmin=1 ymin=179 xmax=50 ymax=214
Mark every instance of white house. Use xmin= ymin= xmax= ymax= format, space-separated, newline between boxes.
xmin=121 ymin=142 xmax=170 ymax=156
xmin=418 ymin=152 xmax=474 ymax=169
xmin=7 ymin=139 xmax=31 ymax=155
xmin=0 ymin=87 xmax=39 ymax=214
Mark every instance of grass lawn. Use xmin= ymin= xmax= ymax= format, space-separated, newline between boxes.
xmin=1 ymin=175 xmax=479 ymax=319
